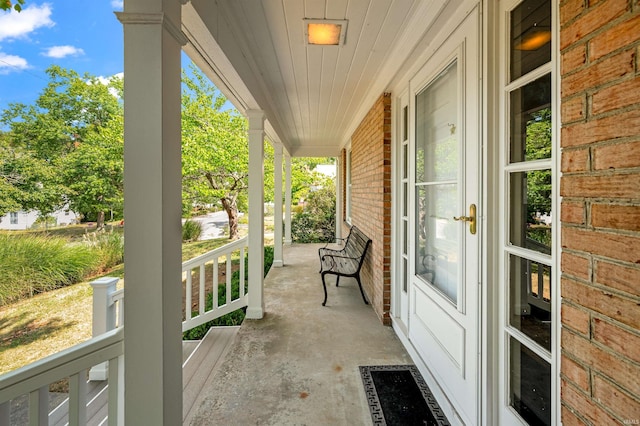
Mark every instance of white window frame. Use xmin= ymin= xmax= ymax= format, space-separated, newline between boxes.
xmin=497 ymin=1 xmax=560 ymax=425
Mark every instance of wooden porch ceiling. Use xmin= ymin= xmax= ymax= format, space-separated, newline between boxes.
xmin=182 ymin=0 xmax=449 ymax=157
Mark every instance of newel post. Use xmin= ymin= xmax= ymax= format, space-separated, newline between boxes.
xmin=89 ymin=277 xmax=118 ymax=380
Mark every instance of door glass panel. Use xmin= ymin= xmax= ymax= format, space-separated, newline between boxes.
xmin=403 ymin=144 xmax=408 ymax=179
xmin=510 ymin=0 xmax=551 ymax=81
xmin=509 ymin=254 xmax=551 ymax=350
xmin=415 ymin=59 xmax=459 ymax=304
xmin=510 ymin=337 xmax=552 ymax=425
xmin=416 ymin=184 xmax=459 ymax=302
xmin=402 ymin=257 xmax=408 ymax=293
xmin=403 ymin=183 xmax=408 ymax=216
xmin=510 ymin=74 xmax=552 ymax=163
xmin=403 ymin=219 xmax=408 ymax=255
xmin=415 ymin=61 xmax=458 ymax=183
xmin=509 ymin=171 xmax=552 ymax=254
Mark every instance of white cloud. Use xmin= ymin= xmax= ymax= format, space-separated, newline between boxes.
xmin=0 ymin=3 xmax=54 ymax=42
xmin=110 ymin=0 xmax=124 ymax=9
xmin=94 ymin=72 xmax=124 ymax=97
xmin=43 ymin=45 xmax=85 ymax=58
xmin=0 ymin=52 xmax=29 ymax=74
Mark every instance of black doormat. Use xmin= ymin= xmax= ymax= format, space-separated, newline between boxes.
xmin=360 ymin=365 xmax=450 ymax=426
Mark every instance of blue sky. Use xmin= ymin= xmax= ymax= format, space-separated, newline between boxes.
xmin=0 ymin=1 xmax=125 ymax=112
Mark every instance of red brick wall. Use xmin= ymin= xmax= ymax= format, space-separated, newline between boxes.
xmin=345 ymin=93 xmax=392 ymax=324
xmin=560 ymin=0 xmax=640 ymax=423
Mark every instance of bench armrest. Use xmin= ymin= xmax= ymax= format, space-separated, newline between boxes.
xmin=321 ymin=237 xmax=347 ymax=250
xmin=320 ymin=253 xmax=361 ymax=271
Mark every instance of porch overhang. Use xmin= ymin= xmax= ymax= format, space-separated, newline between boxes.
xmin=181 ymin=0 xmax=453 ymax=157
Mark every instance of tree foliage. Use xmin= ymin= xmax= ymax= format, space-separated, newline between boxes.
xmin=525 ymin=108 xmax=552 ymax=218
xmin=0 ymin=0 xmax=24 ymax=12
xmin=0 ymin=66 xmax=123 ymax=226
xmin=290 ymin=157 xmax=335 ymax=205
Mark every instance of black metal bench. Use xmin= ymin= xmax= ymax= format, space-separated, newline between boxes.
xmin=318 ymin=225 xmax=371 ymax=306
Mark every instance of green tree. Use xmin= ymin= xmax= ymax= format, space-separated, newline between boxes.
xmin=60 ymin=114 xmax=124 ymax=228
xmin=290 ymin=157 xmax=334 ymax=205
xmin=0 ymin=66 xmax=124 ymax=226
xmin=181 ymin=65 xmax=249 ymax=239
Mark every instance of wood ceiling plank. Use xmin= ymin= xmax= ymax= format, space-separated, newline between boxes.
xmin=324 ymin=0 xmax=371 ymax=142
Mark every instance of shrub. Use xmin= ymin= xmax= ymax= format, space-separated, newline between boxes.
xmin=182 ymin=219 xmax=202 ymax=242
xmin=183 ymin=246 xmax=274 ymax=340
xmin=0 ymin=234 xmax=99 ymax=305
xmin=291 ymin=186 xmax=335 ymax=243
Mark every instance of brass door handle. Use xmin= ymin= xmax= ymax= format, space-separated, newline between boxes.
xmin=453 ymin=204 xmax=476 ymax=235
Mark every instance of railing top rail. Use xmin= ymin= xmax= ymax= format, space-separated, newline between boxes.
xmin=181 ymin=236 xmax=248 ymax=271
xmin=0 ymin=327 xmax=123 ymax=401
xmin=109 ymin=288 xmax=124 ymax=302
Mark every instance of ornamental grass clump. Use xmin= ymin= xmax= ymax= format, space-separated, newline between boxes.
xmin=0 ymin=234 xmax=99 ymax=305
xmin=182 ymin=219 xmax=203 ymax=242
xmin=83 ymin=229 xmax=124 ymax=271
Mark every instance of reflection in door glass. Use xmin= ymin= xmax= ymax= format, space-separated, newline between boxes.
xmin=414 ymin=59 xmax=460 ymax=304
xmin=509 ymin=254 xmax=551 ymax=350
xmin=510 ymin=337 xmax=551 ymax=425
xmin=510 ymin=74 xmax=551 ymax=163
xmin=415 ymin=61 xmax=458 ymax=184
xmin=415 ymin=184 xmax=459 ymax=302
xmin=509 ymin=171 xmax=552 ymax=255
xmin=510 ymin=0 xmax=551 ymax=81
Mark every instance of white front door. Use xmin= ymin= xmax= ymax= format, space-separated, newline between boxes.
xmin=408 ymin=9 xmax=480 ymax=425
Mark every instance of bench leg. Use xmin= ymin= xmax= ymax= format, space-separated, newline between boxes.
xmin=321 ymin=273 xmax=328 ymax=306
xmin=335 ymin=275 xmax=340 ymax=287
xmin=355 ymin=275 xmax=369 ymax=305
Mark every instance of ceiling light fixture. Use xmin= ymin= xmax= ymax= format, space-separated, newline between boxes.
xmin=304 ymin=19 xmax=347 ymax=46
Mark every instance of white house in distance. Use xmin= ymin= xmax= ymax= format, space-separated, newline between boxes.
xmin=0 ymin=208 xmax=79 ymax=230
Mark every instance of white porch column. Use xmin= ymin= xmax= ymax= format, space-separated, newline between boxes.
xmin=118 ymin=1 xmax=184 ymax=424
xmin=246 ymin=110 xmax=265 ymax=319
xmin=335 ymin=158 xmax=342 ymax=242
xmin=273 ymin=144 xmax=284 ymax=267
xmin=284 ymin=154 xmax=292 ymax=245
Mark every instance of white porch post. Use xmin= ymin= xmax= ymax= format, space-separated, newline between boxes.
xmin=335 ymin=157 xmax=342 ymax=242
xmin=246 ymin=110 xmax=265 ymax=319
xmin=284 ymin=154 xmax=292 ymax=245
xmin=118 ymin=1 xmax=183 ymax=424
xmin=273 ymin=144 xmax=284 ymax=267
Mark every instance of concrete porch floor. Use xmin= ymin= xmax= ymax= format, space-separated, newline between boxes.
xmin=188 ymin=243 xmax=413 ymax=425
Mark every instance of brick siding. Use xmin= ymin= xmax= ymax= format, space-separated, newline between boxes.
xmin=560 ymin=0 xmax=640 ymax=423
xmin=344 ymin=93 xmax=392 ymax=324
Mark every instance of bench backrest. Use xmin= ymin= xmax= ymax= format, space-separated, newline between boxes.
xmin=344 ymin=226 xmax=371 ymax=270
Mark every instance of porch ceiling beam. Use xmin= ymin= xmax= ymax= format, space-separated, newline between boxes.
xmin=118 ymin=0 xmax=183 ymax=424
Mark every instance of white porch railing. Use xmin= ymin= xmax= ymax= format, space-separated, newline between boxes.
xmin=0 ymin=237 xmax=249 ymax=425
xmin=181 ymin=236 xmax=248 ymax=332
xmin=0 ymin=328 xmax=124 ymax=426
